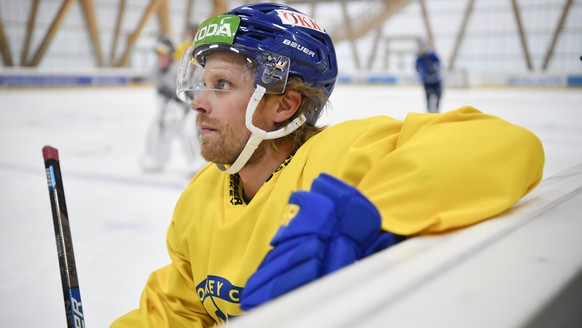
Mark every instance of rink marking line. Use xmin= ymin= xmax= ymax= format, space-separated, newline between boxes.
xmin=0 ymin=162 xmax=186 ymax=191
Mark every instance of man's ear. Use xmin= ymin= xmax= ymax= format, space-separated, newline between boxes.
xmin=273 ymin=90 xmax=302 ymax=123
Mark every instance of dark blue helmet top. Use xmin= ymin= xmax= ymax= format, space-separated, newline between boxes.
xmin=193 ymin=3 xmax=338 ymax=101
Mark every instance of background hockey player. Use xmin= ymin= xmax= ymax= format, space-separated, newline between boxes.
xmin=415 ymin=40 xmax=443 ymax=113
xmin=113 ymin=4 xmax=544 ymax=327
xmin=139 ymin=35 xmax=205 ymax=173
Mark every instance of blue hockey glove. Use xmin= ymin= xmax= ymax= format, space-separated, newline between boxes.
xmin=240 ymin=174 xmax=400 ymax=311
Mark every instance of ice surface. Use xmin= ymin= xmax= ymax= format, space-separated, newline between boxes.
xmin=0 ymin=84 xmax=580 ymax=327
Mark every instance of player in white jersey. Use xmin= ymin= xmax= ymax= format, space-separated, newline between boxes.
xmin=140 ymin=35 xmax=205 ymax=174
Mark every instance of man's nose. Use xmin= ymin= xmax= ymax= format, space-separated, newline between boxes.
xmin=191 ymin=90 xmax=211 ymax=114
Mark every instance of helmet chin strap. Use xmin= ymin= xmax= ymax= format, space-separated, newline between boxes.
xmin=215 ymin=85 xmax=307 ymax=174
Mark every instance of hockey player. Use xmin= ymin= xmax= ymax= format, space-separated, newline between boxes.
xmin=113 ymin=4 xmax=544 ymax=327
xmin=415 ymin=41 xmax=443 ymax=113
xmin=139 ymin=35 xmax=205 ymax=173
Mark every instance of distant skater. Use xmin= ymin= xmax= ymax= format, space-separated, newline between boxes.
xmin=140 ymin=36 xmax=205 ymax=174
xmin=415 ymin=41 xmax=443 ymax=113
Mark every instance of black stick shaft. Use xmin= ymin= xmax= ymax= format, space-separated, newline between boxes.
xmin=43 ymin=146 xmax=86 ymax=328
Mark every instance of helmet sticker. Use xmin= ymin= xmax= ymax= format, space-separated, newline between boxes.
xmin=275 ymin=9 xmax=325 ymax=33
xmin=282 ymin=39 xmax=315 ymax=58
xmin=194 ymin=14 xmax=241 ymax=47
xmin=259 ymin=53 xmax=290 ymax=93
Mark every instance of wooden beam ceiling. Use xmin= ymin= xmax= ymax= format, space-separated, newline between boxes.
xmin=20 ymin=0 xmax=39 ymax=66
xmin=110 ymin=0 xmax=126 ymax=64
xmin=511 ymin=0 xmax=533 ymax=71
xmin=0 ymin=13 xmax=13 ymax=66
xmin=80 ymin=0 xmax=104 ymax=67
xmin=0 ymin=0 xmax=575 ymax=72
xmin=543 ymin=0 xmax=574 ymax=71
xmin=328 ymin=0 xmax=413 ymax=43
xmin=26 ymin=0 xmax=75 ymax=67
xmin=448 ymin=0 xmax=475 ymax=71
xmin=113 ymin=0 xmax=165 ymax=67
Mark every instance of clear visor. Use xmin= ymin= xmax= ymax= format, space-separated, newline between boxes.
xmin=176 ymin=45 xmax=291 ymax=103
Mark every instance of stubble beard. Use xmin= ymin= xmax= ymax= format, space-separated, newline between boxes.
xmin=197 ymin=115 xmax=267 ymax=167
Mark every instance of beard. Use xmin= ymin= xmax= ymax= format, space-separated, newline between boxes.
xmin=196 ymin=114 xmax=268 ymax=167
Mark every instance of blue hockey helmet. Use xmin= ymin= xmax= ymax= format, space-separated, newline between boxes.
xmin=177 ymin=3 xmax=337 ymax=123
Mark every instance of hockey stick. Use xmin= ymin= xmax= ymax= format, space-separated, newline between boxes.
xmin=42 ymin=146 xmax=86 ymax=328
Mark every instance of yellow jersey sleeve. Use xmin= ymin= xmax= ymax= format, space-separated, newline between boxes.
xmin=372 ymin=106 xmax=543 ymax=234
xmin=301 ymin=106 xmax=544 ymax=235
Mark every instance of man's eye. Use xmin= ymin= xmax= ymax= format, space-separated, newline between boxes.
xmin=216 ymin=79 xmax=232 ymax=90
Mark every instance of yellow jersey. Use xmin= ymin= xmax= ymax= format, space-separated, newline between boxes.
xmin=111 ymin=106 xmax=544 ymax=327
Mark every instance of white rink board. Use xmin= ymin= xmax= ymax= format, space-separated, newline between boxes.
xmin=230 ymin=163 xmax=582 ymax=328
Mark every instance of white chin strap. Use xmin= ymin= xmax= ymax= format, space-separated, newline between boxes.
xmin=215 ymin=85 xmax=307 ymax=174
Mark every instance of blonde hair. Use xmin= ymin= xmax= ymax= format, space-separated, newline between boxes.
xmin=269 ymin=77 xmax=329 ymax=152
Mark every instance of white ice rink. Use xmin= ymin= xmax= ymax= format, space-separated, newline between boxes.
xmin=1 ymin=84 xmax=581 ymax=327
